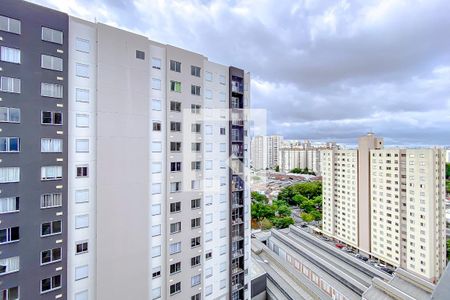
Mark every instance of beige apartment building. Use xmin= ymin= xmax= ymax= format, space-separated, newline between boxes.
xmin=250 ymin=135 xmax=283 ymax=171
xmin=321 ymin=133 xmax=447 ymax=283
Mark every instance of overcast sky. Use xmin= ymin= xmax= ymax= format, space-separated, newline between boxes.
xmin=29 ymin=0 xmax=450 ymax=146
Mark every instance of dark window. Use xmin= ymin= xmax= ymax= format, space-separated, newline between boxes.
xmin=41 ymin=275 xmax=61 ymax=293
xmin=170 ymin=202 xmax=181 ymax=213
xmin=41 ymin=247 xmax=61 ymax=265
xmin=191 ymin=143 xmax=201 ymax=152
xmin=170 ymin=142 xmax=181 ymax=152
xmin=76 ymin=241 xmax=88 ymax=254
xmin=191 ymin=217 xmax=201 ymax=228
xmin=170 ymin=60 xmax=181 ymax=72
xmin=170 ymin=101 xmax=181 ymax=112
xmin=220 ymin=128 xmax=226 ymax=135
xmin=192 ymin=293 xmax=201 ymax=300
xmin=191 ymin=85 xmax=201 ymax=96
xmin=191 ymin=161 xmax=201 ymax=170
xmin=170 ymin=222 xmax=181 ymax=234
xmin=205 ymin=252 xmax=212 ymax=260
xmin=42 ymin=111 xmax=63 ymax=125
xmin=191 ymin=123 xmax=201 ymax=133
xmin=171 ymin=162 xmax=182 ymax=172
xmin=191 ymin=236 xmax=201 ymax=248
xmin=191 ymin=255 xmax=201 ymax=267
xmin=152 ymin=122 xmax=161 ymax=131
xmin=76 ymin=166 xmax=88 ymax=177
xmin=41 ymin=220 xmax=62 ymax=236
xmin=191 ymin=198 xmax=201 ymax=209
xmin=191 ymin=66 xmax=201 ymax=77
xmin=0 ymin=226 xmax=19 ymax=244
xmin=170 ymin=122 xmax=181 ymax=132
xmin=152 ymin=268 xmax=161 ymax=278
xmin=170 ymin=282 xmax=181 ymax=295
xmin=170 ymin=262 xmax=181 ymax=274
xmin=136 ymin=50 xmax=145 ymax=60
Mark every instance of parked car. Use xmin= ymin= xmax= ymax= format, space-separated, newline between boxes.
xmin=355 ymin=254 xmax=369 ymax=261
xmin=321 ymin=236 xmax=331 ymax=241
xmin=375 ymin=263 xmax=387 ymax=269
xmin=360 ymin=256 xmax=369 ymax=262
xmin=381 ymin=267 xmax=394 ymax=275
xmin=335 ymin=243 xmax=345 ymax=249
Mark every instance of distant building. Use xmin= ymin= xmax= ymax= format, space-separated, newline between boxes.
xmin=321 ymin=133 xmax=447 ymax=283
xmin=251 ymin=135 xmax=283 ymax=170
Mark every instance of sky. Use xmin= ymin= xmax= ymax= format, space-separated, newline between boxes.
xmin=29 ymin=0 xmax=450 ymax=146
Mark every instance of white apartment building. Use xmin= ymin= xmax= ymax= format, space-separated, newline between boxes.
xmin=321 ymin=133 xmax=447 ymax=283
xmin=250 ymin=135 xmax=283 ymax=170
xmin=280 ymin=142 xmax=337 ymax=174
xmin=67 ymin=16 xmax=251 ymax=300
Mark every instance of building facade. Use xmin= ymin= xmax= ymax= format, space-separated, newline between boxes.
xmin=321 ymin=133 xmax=447 ymax=283
xmin=250 ymin=135 xmax=282 ymax=171
xmin=0 ymin=1 xmax=251 ymax=299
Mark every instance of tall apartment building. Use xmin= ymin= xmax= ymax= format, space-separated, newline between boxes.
xmin=0 ymin=1 xmax=251 ymax=299
xmin=321 ymin=133 xmax=447 ymax=283
xmin=250 ymin=135 xmax=282 ymax=171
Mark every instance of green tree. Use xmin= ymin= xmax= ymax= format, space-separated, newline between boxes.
xmin=300 ymin=200 xmax=316 ymax=213
xmin=447 ymin=181 xmax=450 ymax=194
xmin=301 ymin=212 xmax=315 ymax=222
xmin=251 ymin=191 xmax=268 ymax=204
xmin=251 ymin=202 xmax=274 ymax=229
xmin=291 ymin=167 xmax=302 ymax=174
xmin=272 ymin=216 xmax=294 ymax=229
xmin=276 ymin=204 xmax=292 ymax=218
xmin=447 ymin=163 xmax=450 ymax=179
xmin=310 ymin=210 xmax=322 ymax=221
xmin=292 ymin=194 xmax=309 ymax=207
xmin=274 ymin=165 xmax=280 ymax=172
xmin=447 ymin=239 xmax=450 ymax=260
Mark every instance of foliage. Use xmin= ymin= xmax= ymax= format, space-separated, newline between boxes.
xmin=251 ymin=202 xmax=274 ymax=224
xmin=251 ymin=191 xmax=268 ymax=204
xmin=292 ymin=194 xmax=309 ymax=207
xmin=278 ymin=181 xmax=322 ymax=205
xmin=261 ymin=218 xmax=273 ymax=230
xmin=290 ymin=167 xmax=315 ymax=175
xmin=446 ymin=163 xmax=450 ymax=179
xmin=272 ymin=216 xmax=294 ymax=229
xmin=447 ymin=239 xmax=450 ymax=261
xmin=301 ymin=212 xmax=315 ymax=222
xmin=310 ymin=210 xmax=322 ymax=221
xmin=272 ymin=200 xmax=291 ymax=217
xmin=446 ymin=180 xmax=450 ymax=194
xmin=274 ymin=165 xmax=280 ymax=172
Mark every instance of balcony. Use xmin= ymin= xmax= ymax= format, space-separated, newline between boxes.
xmin=232 ymin=202 xmax=244 ymax=209
xmin=231 ymin=249 xmax=244 ymax=259
xmin=231 ymin=217 xmax=243 ymax=226
xmin=231 ymin=282 xmax=244 ymax=292
xmin=232 ymin=235 xmax=244 ymax=242
xmin=231 ymin=81 xmax=244 ymax=94
xmin=232 ymin=267 xmax=244 ymax=275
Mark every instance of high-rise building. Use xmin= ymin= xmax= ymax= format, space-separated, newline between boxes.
xmin=250 ymin=135 xmax=282 ymax=171
xmin=321 ymin=133 xmax=447 ymax=283
xmin=0 ymin=1 xmax=251 ymax=299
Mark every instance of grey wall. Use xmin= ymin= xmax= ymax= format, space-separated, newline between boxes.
xmin=0 ymin=0 xmax=68 ymax=298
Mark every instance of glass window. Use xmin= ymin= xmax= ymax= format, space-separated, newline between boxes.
xmin=76 ymin=63 xmax=89 ymax=78
xmin=0 ymin=16 xmax=21 ymax=34
xmin=0 ymin=137 xmax=20 ymax=152
xmin=42 ymin=27 xmax=63 ymax=44
xmin=75 ymin=38 xmax=90 ymax=53
xmin=0 ymin=46 xmax=20 ymax=64
xmin=41 ymin=111 xmax=63 ymax=125
xmin=0 ymin=197 xmax=19 ymax=214
xmin=170 ymin=60 xmax=181 ymax=72
xmin=41 ymin=275 xmax=61 ymax=293
xmin=76 ymin=88 xmax=89 ymax=102
xmin=75 ymin=265 xmax=89 ymax=281
xmin=76 ymin=114 xmax=89 ymax=128
xmin=191 ymin=66 xmax=201 ymax=77
xmin=170 ymin=81 xmax=181 ymax=92
xmin=0 ymin=77 xmax=21 ymax=93
xmin=40 ymin=166 xmax=62 ymax=181
xmin=152 ymin=78 xmax=161 ymax=90
xmin=152 ymin=99 xmax=161 ymax=111
xmin=205 ymin=71 xmax=213 ymax=81
xmin=152 ymin=58 xmax=161 ymax=69
xmin=75 ymin=215 xmax=89 ymax=229
xmin=0 ymin=167 xmax=20 ymax=183
xmin=152 ymin=142 xmax=162 ymax=152
xmin=41 ymin=54 xmax=63 ymax=71
xmin=41 ymin=83 xmax=63 ymax=98
xmin=136 ymin=50 xmax=145 ymax=60
xmin=76 ymin=139 xmax=89 ymax=153
xmin=75 ymin=189 xmax=89 ymax=203
xmin=0 ymin=107 xmax=20 ymax=123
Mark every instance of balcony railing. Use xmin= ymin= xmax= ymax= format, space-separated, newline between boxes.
xmin=232 ymin=235 xmax=244 ymax=242
xmin=231 ymin=249 xmax=244 ymax=259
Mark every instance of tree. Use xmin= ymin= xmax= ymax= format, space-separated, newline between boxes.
xmin=292 ymin=194 xmax=309 ymax=207
xmin=447 ymin=163 xmax=450 ymax=179
xmin=300 ymin=200 xmax=316 ymax=213
xmin=310 ymin=210 xmax=322 ymax=221
xmin=275 ymin=204 xmax=292 ymax=218
xmin=251 ymin=202 xmax=274 ymax=229
xmin=301 ymin=212 xmax=315 ymax=222
xmin=291 ymin=167 xmax=302 ymax=174
xmin=447 ymin=181 xmax=450 ymax=194
xmin=251 ymin=191 xmax=268 ymax=204
xmin=274 ymin=165 xmax=280 ymax=172
xmin=272 ymin=216 xmax=294 ymax=229
xmin=447 ymin=239 xmax=450 ymax=260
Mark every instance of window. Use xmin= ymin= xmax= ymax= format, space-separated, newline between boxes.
xmin=1 ymin=46 xmax=20 ymax=64
xmin=205 ymin=125 xmax=213 ymax=135
xmin=0 ymin=197 xmax=19 ymax=214
xmin=206 ymin=231 xmax=213 ymax=241
xmin=169 ymin=242 xmax=181 ymax=255
xmin=40 ymin=193 xmax=62 ymax=209
xmin=205 ymin=160 xmax=213 ymax=170
xmin=76 ymin=63 xmax=89 ymax=78
xmin=170 ymin=202 xmax=181 ymax=214
xmin=170 ymin=60 xmax=181 ymax=72
xmin=191 ymin=274 xmax=201 ymax=287
xmin=220 ymin=177 xmax=226 ymax=187
xmin=192 ymin=293 xmax=201 ymax=300
xmin=0 ymin=107 xmax=20 ymax=123
xmin=75 ymin=214 xmax=89 ymax=229
xmin=152 ymin=245 xmax=161 ymax=257
xmin=191 ymin=66 xmax=201 ymax=77
xmin=171 ymin=162 xmax=182 ymax=172
xmin=220 ymin=127 xmax=226 ymax=135
xmin=191 ymin=198 xmax=201 ymax=209
xmin=75 ymin=37 xmax=90 ymax=53
xmin=41 ymin=275 xmax=61 ymax=294
xmin=0 ymin=257 xmax=19 ymax=275
xmin=191 ymin=142 xmax=201 ymax=152
xmin=170 ymin=222 xmax=181 ymax=234
xmin=152 ymin=266 xmax=161 ymax=278
xmin=191 ymin=123 xmax=201 ymax=133
xmin=41 ymin=111 xmax=63 ymax=125
xmin=205 ymin=195 xmax=213 ymax=206
xmin=41 ymin=54 xmax=63 ymax=71
xmin=219 ymin=92 xmax=226 ymax=102
xmin=220 ymin=244 xmax=226 ymax=255
xmin=152 ymin=204 xmax=161 ymax=216
xmin=205 ymin=267 xmax=213 ymax=278
xmin=42 ymin=27 xmax=63 ymax=44
xmin=76 ymin=241 xmax=88 ymax=254
xmin=75 ymin=88 xmax=90 ymax=103
xmin=152 ymin=142 xmax=162 ymax=152
xmin=76 ymin=139 xmax=89 ymax=153
xmin=220 ymin=227 xmax=226 ymax=238
xmin=170 ymin=81 xmax=181 ymax=92
xmin=205 ymin=143 xmax=213 ymax=152
xmin=41 ymin=220 xmax=62 ymax=236
xmin=191 ymin=236 xmax=201 ymax=248
xmin=0 ymin=286 xmax=19 ymax=300
xmin=170 ymin=101 xmax=181 ymax=112
xmin=170 ymin=182 xmax=181 ymax=193
xmin=170 ymin=282 xmax=181 ymax=295
xmin=0 ymin=77 xmax=21 ymax=93
xmin=40 ymin=247 xmax=61 ymax=265
xmin=41 ymin=83 xmax=63 ymax=98
xmin=219 ymin=75 xmax=226 ymax=84
xmin=76 ymin=114 xmax=89 ymax=127
xmin=191 ymin=217 xmax=201 ymax=228
xmin=0 ymin=16 xmax=21 ymax=34
xmin=76 ymin=166 xmax=88 ymax=177
xmin=191 ymin=85 xmax=201 ymax=96
xmin=220 ymin=143 xmax=226 ymax=152
xmin=191 ymin=255 xmax=201 ymax=267
xmin=152 ymin=183 xmax=161 ymax=194
xmin=40 ymin=138 xmax=62 ymax=153
xmin=152 ymin=121 xmax=161 ymax=131
xmin=152 ymin=287 xmax=161 ymax=300
xmin=0 ymin=137 xmax=20 ymax=152
xmin=75 ymin=189 xmax=89 ymax=203
xmin=75 ymin=265 xmax=89 ymax=281
xmin=152 ymin=162 xmax=162 ymax=173
xmin=170 ymin=121 xmax=181 ymax=132
xmin=191 ymin=180 xmax=200 ymax=190
xmin=0 ymin=167 xmax=20 ymax=183
xmin=205 ymin=89 xmax=212 ymax=99
xmin=205 ymin=213 xmax=213 ymax=224
xmin=170 ymin=142 xmax=181 ymax=152
xmin=152 ymin=99 xmax=161 ymax=111
xmin=205 ymin=71 xmax=213 ymax=81
xmin=220 ymin=160 xmax=226 ymax=169
xmin=152 ymin=224 xmax=161 ymax=236
xmin=170 ymin=262 xmax=181 ymax=275
xmin=75 ymin=291 xmax=88 ymax=300
xmin=152 ymin=58 xmax=161 ymax=69
xmin=220 ymin=262 xmax=226 ymax=272
xmin=152 ymin=78 xmax=161 ymax=90
xmin=220 ymin=279 xmax=226 ymax=289
xmin=0 ymin=227 xmax=19 ymax=244
xmin=136 ymin=50 xmax=145 ymax=60
xmin=205 ymin=251 xmax=212 ymax=260
xmin=191 ymin=161 xmax=201 ymax=170
xmin=191 ymin=104 xmax=201 ymax=114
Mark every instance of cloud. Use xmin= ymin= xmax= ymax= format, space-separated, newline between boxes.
xmin=28 ymin=0 xmax=450 ymax=146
